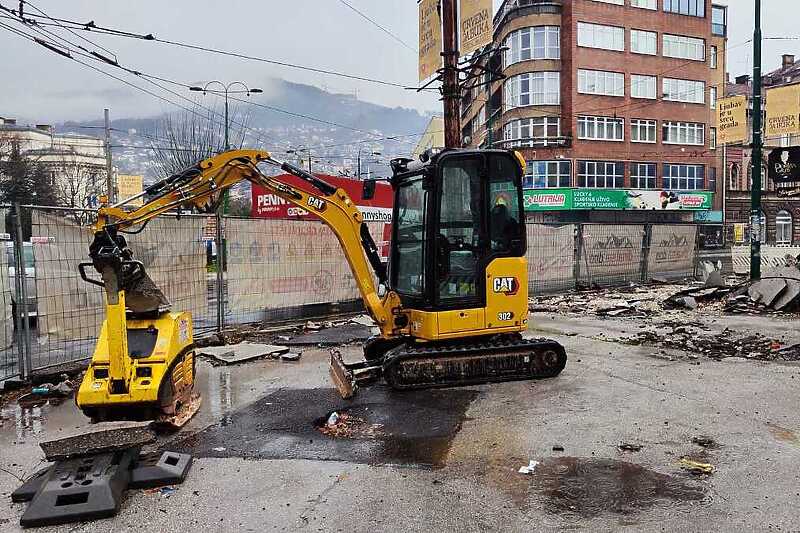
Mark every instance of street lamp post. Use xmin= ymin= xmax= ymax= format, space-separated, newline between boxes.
xmin=357 ymin=144 xmax=382 ymax=179
xmin=287 ymin=148 xmax=312 ymax=172
xmin=189 ymin=81 xmax=261 ymax=333
xmin=189 ymin=81 xmax=263 ymax=151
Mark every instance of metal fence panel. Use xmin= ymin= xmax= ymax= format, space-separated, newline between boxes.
xmin=526 ymin=224 xmax=576 ymax=294
xmin=578 ymin=224 xmax=645 ymax=287
xmin=29 ymin=208 xmax=208 ymax=372
xmin=647 ymin=225 xmax=698 ymax=280
xmin=224 ymin=217 xmax=365 ymax=325
xmin=731 ymin=244 xmax=800 ymax=274
xmin=0 ymin=207 xmax=21 ymax=380
xmin=125 ymin=215 xmax=209 ymax=332
xmin=31 ymin=209 xmax=99 ymax=370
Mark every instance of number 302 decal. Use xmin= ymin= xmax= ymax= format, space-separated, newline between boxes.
xmin=497 ymin=311 xmax=513 ymax=321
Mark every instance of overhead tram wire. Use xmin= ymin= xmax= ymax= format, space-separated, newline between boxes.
xmin=1 ymin=1 xmax=413 ymax=89
xmin=0 ymin=21 xmax=276 ymax=151
xmin=4 ymin=9 xmax=426 ymax=152
xmin=337 ymin=0 xmax=417 ymax=53
xmin=3 ymin=14 xmax=277 ymax=148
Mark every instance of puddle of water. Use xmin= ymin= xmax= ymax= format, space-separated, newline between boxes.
xmin=530 ymin=457 xmax=707 ymax=518
xmin=169 ymin=386 xmax=477 ymax=468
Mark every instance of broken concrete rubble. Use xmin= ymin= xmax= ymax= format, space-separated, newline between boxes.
xmin=198 ymin=343 xmax=290 ymax=365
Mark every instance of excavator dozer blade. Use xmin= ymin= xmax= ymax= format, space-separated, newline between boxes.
xmin=329 ymin=350 xmax=357 ymax=399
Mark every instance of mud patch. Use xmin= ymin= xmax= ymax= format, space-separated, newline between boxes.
xmin=531 ymin=457 xmax=707 ymax=517
xmin=170 ymin=386 xmax=477 ymax=467
xmin=768 ymin=423 xmax=799 ymax=446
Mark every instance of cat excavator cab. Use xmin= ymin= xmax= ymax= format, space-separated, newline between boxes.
xmin=75 ymin=148 xmax=565 ymax=424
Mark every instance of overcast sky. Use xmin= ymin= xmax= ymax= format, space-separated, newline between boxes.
xmin=0 ymin=1 xmax=795 ymax=125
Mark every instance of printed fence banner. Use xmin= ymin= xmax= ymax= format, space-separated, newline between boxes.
xmin=0 ymin=208 xmax=12 ymax=351
xmin=525 ymin=224 xmax=575 ymax=293
xmin=419 ymin=0 xmax=443 ymax=81
xmin=125 ymin=216 xmax=207 ymax=320
xmin=32 ymin=212 xmax=206 ymax=343
xmin=579 ymin=224 xmax=644 ymax=285
xmin=460 ymin=0 xmax=493 ymax=56
xmin=117 ymin=174 xmax=144 ymax=206
xmin=731 ymin=245 xmax=800 ymax=274
xmin=32 ymin=211 xmax=103 ymax=343
xmin=524 ymin=189 xmax=713 ymax=211
xmin=226 ymin=218 xmax=367 ymax=315
xmin=647 ymin=225 xmax=697 ymax=279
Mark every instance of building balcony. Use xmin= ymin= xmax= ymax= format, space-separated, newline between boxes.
xmin=494 ymin=0 xmax=562 ymax=29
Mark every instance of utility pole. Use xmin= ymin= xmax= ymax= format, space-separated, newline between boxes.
xmin=750 ymin=0 xmax=763 ymax=280
xmin=441 ymin=0 xmax=460 ymax=148
xmin=104 ymin=108 xmax=114 ymax=203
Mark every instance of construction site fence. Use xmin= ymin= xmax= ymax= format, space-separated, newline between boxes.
xmin=0 ymin=204 xmax=700 ymax=382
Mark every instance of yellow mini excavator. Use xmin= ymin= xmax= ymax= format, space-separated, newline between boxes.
xmin=76 ymin=148 xmax=566 ymax=423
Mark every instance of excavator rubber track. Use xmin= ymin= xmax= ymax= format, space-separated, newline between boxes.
xmin=382 ymin=335 xmax=567 ymax=391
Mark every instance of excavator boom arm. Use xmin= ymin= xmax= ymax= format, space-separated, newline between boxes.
xmin=92 ymin=150 xmax=396 ymax=334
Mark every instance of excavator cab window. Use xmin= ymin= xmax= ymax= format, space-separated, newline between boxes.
xmin=393 ymin=178 xmax=427 ymax=297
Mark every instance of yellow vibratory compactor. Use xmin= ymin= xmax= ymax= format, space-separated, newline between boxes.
xmin=76 ymin=148 xmax=566 ymax=424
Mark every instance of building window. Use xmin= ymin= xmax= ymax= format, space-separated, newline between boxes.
xmin=503 ymin=26 xmax=560 ymax=67
xmin=709 ymin=86 xmax=717 ymax=109
xmin=578 ymin=116 xmax=624 ymax=141
xmin=664 ymin=0 xmax=705 ymax=17
xmin=777 ymin=210 xmax=793 ymax=244
xmin=663 ymin=121 xmax=704 ymax=145
xmin=631 ymin=119 xmax=657 ymax=143
xmin=663 ymin=78 xmax=705 ymax=104
xmin=631 ymin=74 xmax=657 ymax=99
xmin=710 ymin=45 xmax=718 ymax=69
xmin=577 ymin=22 xmax=624 ymax=52
xmin=663 ymin=164 xmax=705 ymax=190
xmin=712 ymin=5 xmax=727 ymax=36
xmin=663 ymin=34 xmax=705 ymax=61
xmin=503 ymin=117 xmax=561 ymax=147
xmin=592 ymin=0 xmax=624 ymax=4
xmin=578 ymin=161 xmax=625 ymax=188
xmin=710 ymin=127 xmax=717 ymax=149
xmin=578 ymin=69 xmax=624 ymax=97
xmin=631 ymin=0 xmax=657 ymax=9
xmin=631 ymin=163 xmax=657 ymax=189
xmin=524 ymin=160 xmax=571 ymax=189
xmin=504 ymin=72 xmax=560 ymax=110
xmin=631 ymin=29 xmax=657 ymax=55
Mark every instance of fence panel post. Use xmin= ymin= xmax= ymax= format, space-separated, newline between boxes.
xmin=573 ymin=224 xmax=583 ymax=290
xmin=640 ymin=223 xmax=653 ymax=282
xmin=215 ymin=209 xmax=225 ymax=333
xmin=11 ymin=204 xmax=32 ymax=379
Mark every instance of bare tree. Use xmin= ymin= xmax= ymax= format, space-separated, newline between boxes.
xmin=149 ymin=103 xmax=252 ymax=178
xmin=49 ymin=154 xmax=104 ymax=209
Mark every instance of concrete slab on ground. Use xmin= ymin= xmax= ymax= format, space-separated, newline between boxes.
xmin=197 ymin=342 xmax=289 ymax=364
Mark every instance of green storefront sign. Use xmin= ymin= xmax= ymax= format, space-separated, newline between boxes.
xmin=524 ymin=189 xmax=713 ymax=212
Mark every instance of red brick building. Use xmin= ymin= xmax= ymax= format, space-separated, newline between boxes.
xmin=461 ymin=0 xmax=727 ymax=224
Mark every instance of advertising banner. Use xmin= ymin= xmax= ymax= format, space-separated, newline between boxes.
xmin=717 ymin=95 xmax=748 ymax=145
xmin=526 ymin=224 xmax=576 ymax=293
xmin=647 ymin=225 xmax=698 ymax=280
xmin=768 ymin=146 xmax=800 ymax=198
xmin=579 ymin=224 xmax=644 ymax=285
xmin=117 ymin=174 xmax=144 ymax=206
xmin=225 ymin=219 xmax=365 ymax=316
xmin=524 ymin=189 xmax=713 ymax=211
xmin=459 ymin=0 xmax=493 ymax=56
xmin=419 ymin=0 xmax=443 ymax=82
xmin=766 ymin=83 xmax=800 ymax=137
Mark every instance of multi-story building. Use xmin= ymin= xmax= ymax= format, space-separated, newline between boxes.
xmin=724 ymin=55 xmax=800 ymax=247
xmin=461 ymin=0 xmax=727 ymax=225
xmin=0 ymin=117 xmax=107 ymax=208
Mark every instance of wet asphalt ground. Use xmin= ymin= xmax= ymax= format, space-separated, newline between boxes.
xmin=1 ymin=312 xmax=800 ymax=532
